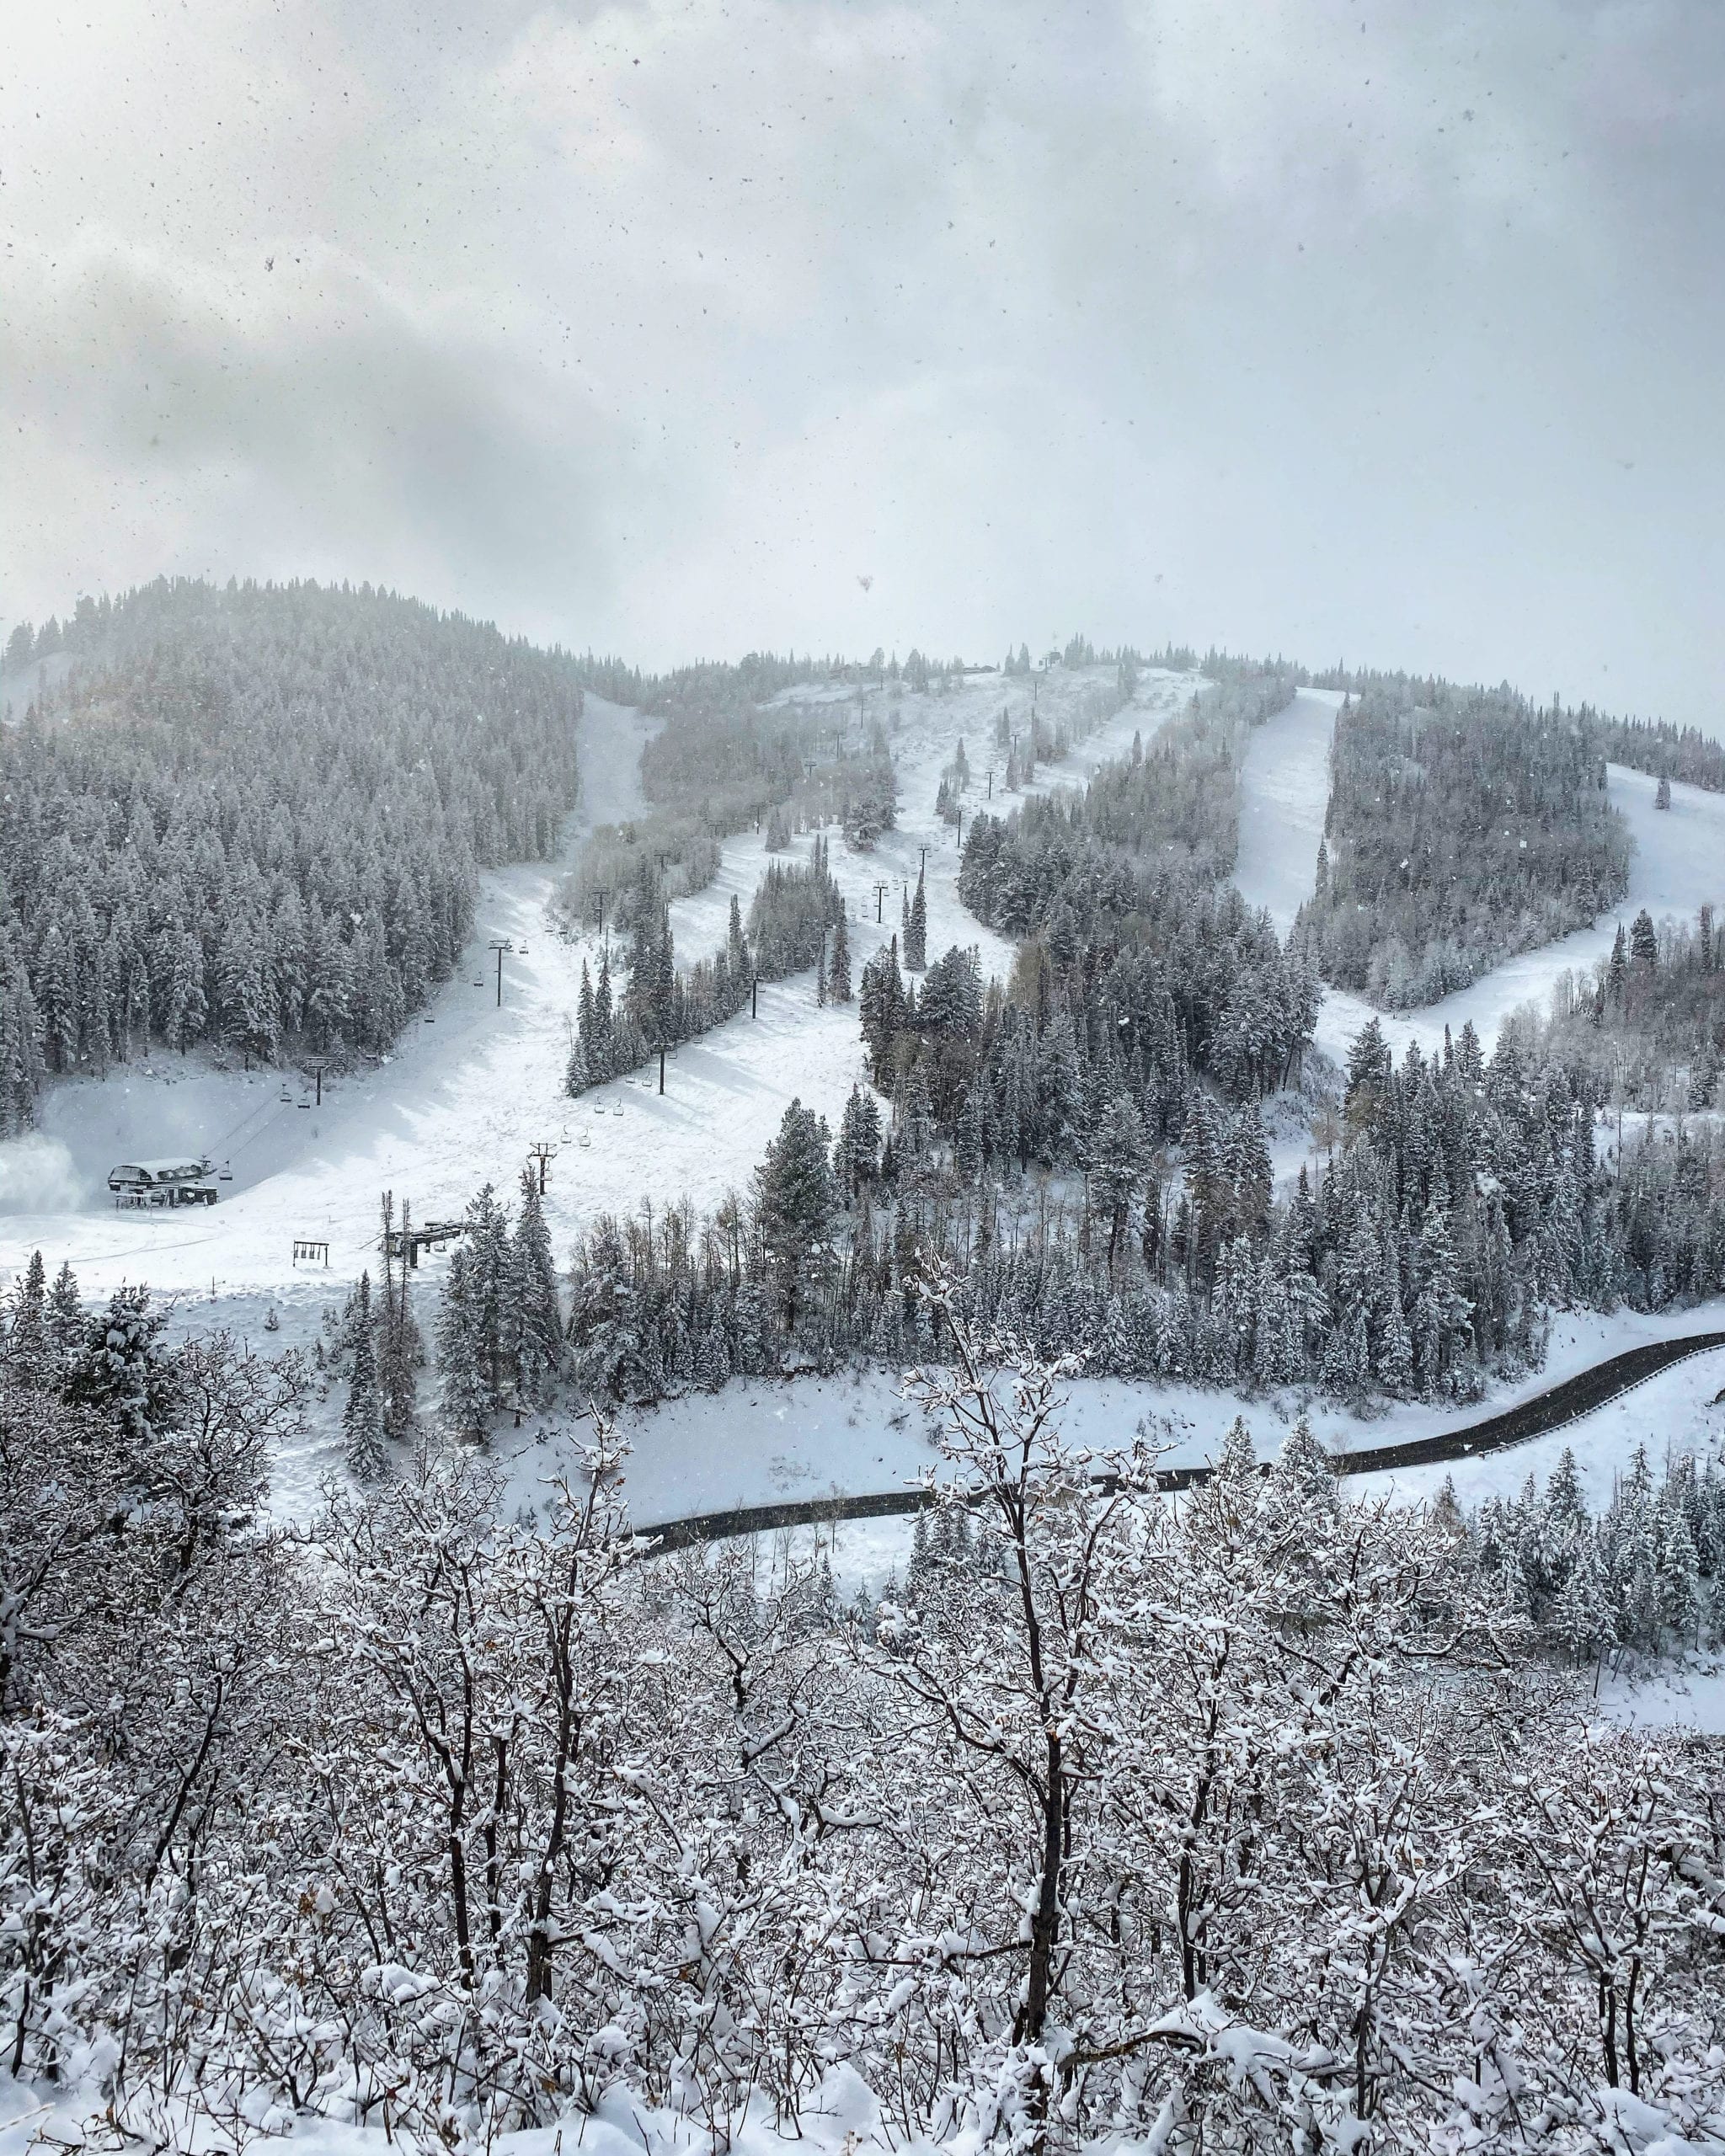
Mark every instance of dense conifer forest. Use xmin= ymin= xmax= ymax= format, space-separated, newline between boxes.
xmin=0 ymin=579 xmax=585 ymax=1134
xmin=1294 ymin=678 xmax=1631 ymax=1008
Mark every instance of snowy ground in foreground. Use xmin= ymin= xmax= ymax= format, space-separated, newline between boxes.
xmin=0 ymin=2066 xmax=934 ymax=2156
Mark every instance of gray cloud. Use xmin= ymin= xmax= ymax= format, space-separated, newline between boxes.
xmin=3 ymin=0 xmax=1722 ymax=717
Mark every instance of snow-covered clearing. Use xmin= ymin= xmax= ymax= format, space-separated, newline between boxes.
xmin=1229 ymin=691 xmax=1725 ymax=1067
xmin=1315 ymin=764 xmax=1725 ymax=1065
xmin=254 ymin=1292 xmax=1725 ymax=1579
xmin=1232 ymin=687 xmax=1343 ymax=934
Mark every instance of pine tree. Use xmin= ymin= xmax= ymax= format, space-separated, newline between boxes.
xmin=1274 ymin=1412 xmax=1336 ymax=1502
xmin=463 ymin=1182 xmax=514 ymax=1403
xmin=905 ymin=869 xmax=927 ymax=970
xmin=510 ymin=1167 xmax=564 ymax=1402
xmin=835 ymin=1083 xmax=883 ymax=1198
xmin=46 ymin=1261 xmax=83 ymax=1364
xmin=3 ymin=1250 xmax=55 ymax=1390
xmin=828 ymin=910 xmax=852 ymax=1002
xmin=343 ymin=1273 xmax=388 ymax=1479
xmin=436 ymin=1245 xmax=490 ymax=1439
xmin=753 ymin=1098 xmax=839 ymax=1326
xmin=377 ymin=1195 xmax=422 ymax=1438
xmin=64 ymin=1285 xmax=176 ymax=1447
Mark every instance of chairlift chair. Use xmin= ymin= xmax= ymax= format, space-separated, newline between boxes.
xmin=278 ymin=1085 xmax=293 ymax=1104
xmin=612 ymin=1100 xmax=622 ymax=1117
xmin=578 ymin=1131 xmax=590 ymax=1149
xmin=218 ymin=1161 xmax=234 ymax=1182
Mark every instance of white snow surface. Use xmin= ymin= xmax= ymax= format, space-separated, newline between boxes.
xmin=1232 ymin=688 xmax=1343 ymax=935
xmin=0 ymin=2068 xmax=959 ymax=2156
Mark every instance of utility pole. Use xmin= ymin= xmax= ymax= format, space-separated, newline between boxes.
xmin=489 ymin=937 xmax=513 ymax=1007
xmin=528 ymin=1141 xmax=558 ymax=1195
xmin=874 ymin=880 xmax=889 ymax=922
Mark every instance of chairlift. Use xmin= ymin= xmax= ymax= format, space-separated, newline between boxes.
xmin=612 ymin=1100 xmax=623 ymax=1117
xmin=278 ymin=1085 xmax=293 ymax=1105
xmin=578 ymin=1130 xmax=590 ymax=1149
xmin=218 ymin=1161 xmax=234 ymax=1182
xmin=593 ymin=1102 xmax=606 ymax=1116
xmin=297 ymin=1094 xmax=312 ymax=1109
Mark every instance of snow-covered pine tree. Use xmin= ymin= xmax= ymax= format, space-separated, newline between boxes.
xmin=827 ymin=909 xmax=852 ymax=1001
xmin=343 ymin=1273 xmax=387 ymax=1479
xmin=46 ymin=1260 xmax=83 ymax=1365
xmin=377 ymin=1194 xmax=423 ymax=1438
xmin=436 ymin=1245 xmax=490 ymax=1438
xmin=510 ymin=1167 xmax=564 ymax=1402
xmin=3 ymin=1250 xmax=55 ymax=1390
xmin=904 ymin=868 xmax=927 ymax=970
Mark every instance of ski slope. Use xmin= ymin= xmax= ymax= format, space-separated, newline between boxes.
xmin=1231 ymin=688 xmax=1344 ymax=934
xmin=0 ymin=667 xmax=1194 ymax=1311
xmin=1228 ymin=691 xmax=1725 ymax=1065
xmin=10 ymin=659 xmax=1725 ymax=1582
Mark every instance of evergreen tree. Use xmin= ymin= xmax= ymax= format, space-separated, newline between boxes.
xmin=64 ymin=1285 xmax=177 ymax=1448
xmin=343 ymin=1273 xmax=388 ymax=1480
xmin=753 ymin=1098 xmax=839 ymax=1326
xmin=436 ymin=1245 xmax=490 ymax=1439
xmin=828 ymin=910 xmax=852 ymax=1001
xmin=3 ymin=1250 xmax=55 ymax=1390
xmin=905 ymin=868 xmax=927 ymax=970
xmin=46 ymin=1261 xmax=83 ymax=1364
xmin=510 ymin=1167 xmax=564 ymax=1402
xmin=377 ymin=1195 xmax=423 ymax=1439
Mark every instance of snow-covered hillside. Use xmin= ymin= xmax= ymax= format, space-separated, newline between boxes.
xmin=10 ymin=660 xmax=1725 ymax=1554
xmin=1228 ymin=690 xmax=1725 ymax=1060
xmin=0 ymin=667 xmax=1188 ymax=1310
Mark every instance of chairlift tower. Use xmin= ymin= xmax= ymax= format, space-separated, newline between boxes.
xmin=488 ymin=937 xmax=514 ymax=1007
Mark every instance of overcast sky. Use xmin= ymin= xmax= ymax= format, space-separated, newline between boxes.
xmin=4 ymin=0 xmax=1722 ymax=718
